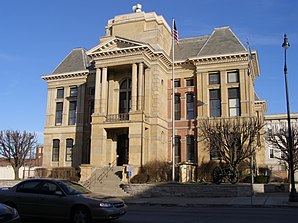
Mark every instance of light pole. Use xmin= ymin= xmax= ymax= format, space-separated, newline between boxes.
xmin=282 ymin=34 xmax=298 ymax=202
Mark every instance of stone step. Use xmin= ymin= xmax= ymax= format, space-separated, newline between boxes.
xmin=89 ymin=166 xmax=128 ymax=197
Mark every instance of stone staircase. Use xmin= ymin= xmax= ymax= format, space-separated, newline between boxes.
xmin=88 ymin=166 xmax=129 ymax=197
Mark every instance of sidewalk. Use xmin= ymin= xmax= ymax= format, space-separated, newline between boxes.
xmin=123 ymin=193 xmax=298 ymax=207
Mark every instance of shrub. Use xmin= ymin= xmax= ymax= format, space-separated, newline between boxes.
xmin=255 ymin=175 xmax=270 ymax=184
xmin=34 ymin=168 xmax=50 ymax=178
xmin=241 ymin=175 xmax=270 ymax=184
xmin=50 ymin=167 xmax=80 ymax=182
xmin=197 ymin=160 xmax=217 ymax=182
xmin=130 ymin=172 xmax=149 ymax=184
xmin=134 ymin=160 xmax=171 ymax=183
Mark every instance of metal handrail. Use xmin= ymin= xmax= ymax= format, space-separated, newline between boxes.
xmin=97 ymin=156 xmax=119 ymax=184
xmin=83 ymin=168 xmax=97 ymax=189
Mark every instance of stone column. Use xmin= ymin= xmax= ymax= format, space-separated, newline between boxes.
xmin=131 ymin=63 xmax=138 ymax=112
xmin=94 ymin=68 xmax=101 ymax=114
xmin=221 ymin=70 xmax=228 ymax=117
xmin=101 ymin=67 xmax=108 ymax=114
xmin=138 ymin=62 xmax=144 ymax=110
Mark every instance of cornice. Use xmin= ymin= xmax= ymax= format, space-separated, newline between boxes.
xmin=41 ymin=70 xmax=89 ymax=81
xmin=191 ymin=53 xmax=248 ymax=65
xmin=89 ymin=44 xmax=172 ymax=70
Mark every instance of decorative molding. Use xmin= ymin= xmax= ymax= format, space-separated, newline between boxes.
xmin=41 ymin=70 xmax=89 ymax=81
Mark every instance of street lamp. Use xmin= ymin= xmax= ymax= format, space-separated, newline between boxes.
xmin=282 ymin=34 xmax=298 ymax=202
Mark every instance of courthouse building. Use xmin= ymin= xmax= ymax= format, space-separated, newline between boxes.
xmin=41 ymin=6 xmax=267 ymax=179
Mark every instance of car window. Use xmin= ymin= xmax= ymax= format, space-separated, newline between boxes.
xmin=16 ymin=181 xmax=40 ymax=194
xmin=39 ymin=182 xmax=61 ymax=195
xmin=57 ymin=181 xmax=91 ymax=195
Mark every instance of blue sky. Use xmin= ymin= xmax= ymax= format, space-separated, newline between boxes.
xmin=1 ymin=0 xmax=297 ymax=143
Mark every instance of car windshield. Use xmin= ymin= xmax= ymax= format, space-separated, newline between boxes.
xmin=57 ymin=181 xmax=91 ymax=195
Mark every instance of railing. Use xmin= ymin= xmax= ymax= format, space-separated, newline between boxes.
xmin=106 ymin=113 xmax=129 ymax=122
xmin=83 ymin=168 xmax=97 ymax=189
xmin=97 ymin=156 xmax=119 ymax=184
xmin=83 ymin=157 xmax=119 ymax=189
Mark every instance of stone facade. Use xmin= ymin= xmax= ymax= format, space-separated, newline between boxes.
xmin=264 ymin=113 xmax=298 ymax=180
xmin=41 ymin=8 xmax=266 ymax=180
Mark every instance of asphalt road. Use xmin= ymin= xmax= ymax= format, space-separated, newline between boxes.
xmin=114 ymin=205 xmax=298 ymax=223
xmin=21 ymin=205 xmax=298 ymax=223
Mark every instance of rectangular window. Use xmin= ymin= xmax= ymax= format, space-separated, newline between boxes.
xmin=209 ymin=89 xmax=221 ymax=117
xmin=186 ymin=78 xmax=194 ymax=86
xmin=55 ymin=102 xmax=63 ymax=126
xmin=175 ymin=94 xmax=181 ymax=120
xmin=269 ymin=148 xmax=274 ymax=159
xmin=209 ymin=72 xmax=220 ymax=85
xmin=52 ymin=139 xmax=60 ymax=161
xmin=68 ymin=101 xmax=77 ymax=125
xmin=57 ymin=88 xmax=64 ymax=99
xmin=174 ymin=136 xmax=181 ymax=163
xmin=174 ymin=79 xmax=181 ymax=87
xmin=227 ymin=70 xmax=239 ymax=83
xmin=70 ymin=86 xmax=78 ymax=97
xmin=228 ymin=88 xmax=240 ymax=116
xmin=186 ymin=136 xmax=195 ymax=162
xmin=186 ymin=93 xmax=195 ymax=120
xmin=66 ymin=139 xmax=73 ymax=162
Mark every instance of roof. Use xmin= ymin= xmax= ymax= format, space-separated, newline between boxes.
xmin=51 ymin=48 xmax=93 ymax=75
xmin=50 ymin=27 xmax=249 ymax=73
xmin=174 ymin=36 xmax=209 ymax=61
xmin=174 ymin=26 xmax=247 ymax=60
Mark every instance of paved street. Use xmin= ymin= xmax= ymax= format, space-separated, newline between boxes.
xmin=114 ymin=206 xmax=298 ymax=223
xmin=21 ymin=205 xmax=298 ymax=223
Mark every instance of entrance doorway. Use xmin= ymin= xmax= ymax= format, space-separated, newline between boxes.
xmin=117 ymin=134 xmax=129 ymax=166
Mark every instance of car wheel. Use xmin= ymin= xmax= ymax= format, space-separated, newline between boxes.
xmin=71 ymin=206 xmax=91 ymax=223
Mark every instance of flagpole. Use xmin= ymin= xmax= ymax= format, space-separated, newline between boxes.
xmin=171 ymin=18 xmax=176 ymax=182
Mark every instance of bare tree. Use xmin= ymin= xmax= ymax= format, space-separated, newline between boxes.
xmin=198 ymin=117 xmax=264 ymax=170
xmin=0 ymin=130 xmax=37 ymax=180
xmin=265 ymin=125 xmax=298 ymax=175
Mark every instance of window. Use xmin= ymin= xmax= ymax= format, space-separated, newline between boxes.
xmin=66 ymin=139 xmax=73 ymax=162
xmin=89 ymin=88 xmax=95 ymax=122
xmin=175 ymin=94 xmax=181 ymax=120
xmin=68 ymin=101 xmax=77 ymax=125
xmin=57 ymin=88 xmax=64 ymax=99
xmin=227 ymin=70 xmax=239 ymax=83
xmin=186 ymin=78 xmax=194 ymax=86
xmin=70 ymin=86 xmax=78 ymax=97
xmin=174 ymin=79 xmax=181 ymax=87
xmin=186 ymin=93 xmax=195 ymax=120
xmin=52 ymin=139 xmax=60 ymax=161
xmin=209 ymin=89 xmax=221 ymax=117
xmin=269 ymin=148 xmax=274 ymax=159
xmin=228 ymin=88 xmax=240 ymax=116
xmin=16 ymin=181 xmax=40 ymax=193
xmin=39 ymin=182 xmax=60 ymax=195
xmin=186 ymin=136 xmax=195 ymax=162
xmin=209 ymin=72 xmax=220 ymax=85
xmin=55 ymin=102 xmax=63 ymax=125
xmin=119 ymin=79 xmax=132 ymax=114
xmin=174 ymin=136 xmax=181 ymax=163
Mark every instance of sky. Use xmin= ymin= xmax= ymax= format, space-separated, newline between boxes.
xmin=0 ymin=0 xmax=297 ymax=143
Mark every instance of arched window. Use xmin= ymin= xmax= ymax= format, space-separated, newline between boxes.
xmin=119 ymin=78 xmax=132 ymax=114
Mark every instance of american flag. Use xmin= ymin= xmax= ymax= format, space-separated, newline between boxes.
xmin=173 ymin=21 xmax=180 ymax=47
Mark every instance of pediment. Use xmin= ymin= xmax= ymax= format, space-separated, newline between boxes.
xmin=87 ymin=37 xmax=148 ymax=55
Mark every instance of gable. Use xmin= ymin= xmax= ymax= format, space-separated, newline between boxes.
xmin=87 ymin=37 xmax=148 ymax=55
